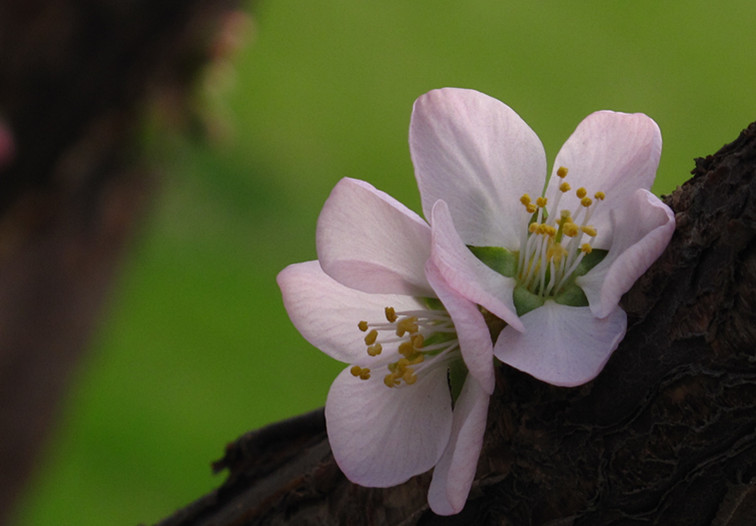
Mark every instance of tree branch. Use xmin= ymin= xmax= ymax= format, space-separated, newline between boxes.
xmin=156 ymin=121 xmax=756 ymax=526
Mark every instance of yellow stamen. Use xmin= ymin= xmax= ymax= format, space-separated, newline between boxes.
xmin=536 ymin=196 xmax=548 ymax=208
xmin=367 ymin=343 xmax=382 ymax=356
xmin=398 ymin=340 xmax=414 ymax=357
xmin=559 ymin=181 xmax=571 ymax=192
xmin=351 ymin=365 xmax=371 ymax=380
xmin=594 ymin=191 xmax=605 ymax=200
xmin=581 ymin=196 xmax=593 ymax=207
xmin=557 ymin=166 xmax=568 ymax=178
xmin=562 ymin=222 xmax=579 ymax=237
xmin=547 ymin=243 xmax=568 ymax=262
xmin=581 ymin=243 xmax=592 ymax=254
xmin=384 ymin=307 xmax=397 ymax=322
xmin=581 ymin=225 xmax=597 ymax=237
xmin=402 ymin=369 xmax=418 ymax=385
xmin=395 ymin=317 xmax=418 ymax=336
xmin=576 ymin=187 xmax=587 ymax=199
xmin=526 ymin=203 xmax=537 ymax=214
xmin=520 ymin=194 xmax=531 ymax=206
xmin=364 ymin=329 xmax=378 ymax=345
xmin=358 ymin=320 xmax=368 ymax=332
xmin=384 ymin=374 xmax=399 ymax=388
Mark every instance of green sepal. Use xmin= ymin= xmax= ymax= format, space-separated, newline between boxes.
xmin=574 ymin=249 xmax=608 ymax=277
xmin=423 ymin=331 xmax=458 ymax=351
xmin=447 ymin=360 xmax=468 ymax=407
xmin=421 ymin=296 xmax=446 ymax=311
xmin=553 ymin=283 xmax=589 ymax=307
xmin=513 ymin=284 xmax=545 ymax=316
xmin=467 ymin=245 xmax=518 ymax=277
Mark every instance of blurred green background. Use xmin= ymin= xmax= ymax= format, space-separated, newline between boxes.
xmin=12 ymin=1 xmax=755 ymax=524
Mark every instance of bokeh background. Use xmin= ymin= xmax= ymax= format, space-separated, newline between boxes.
xmin=12 ymin=1 xmax=754 ymax=524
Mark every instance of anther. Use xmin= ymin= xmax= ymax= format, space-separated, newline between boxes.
xmin=576 ymin=187 xmax=587 ymax=199
xmin=594 ymin=191 xmax=606 ymax=200
xmin=581 ymin=196 xmax=593 ymax=207
xmin=536 ymin=196 xmax=548 ymax=208
xmin=367 ymin=343 xmax=382 ymax=356
xmin=384 ymin=374 xmax=400 ymax=388
xmin=559 ymin=182 xmax=571 ymax=192
xmin=520 ymin=194 xmax=532 ymax=205
xmin=358 ymin=321 xmax=368 ymax=332
xmin=395 ymin=317 xmax=418 ymax=336
xmin=364 ymin=330 xmax=378 ymax=345
xmin=384 ymin=307 xmax=397 ymax=322
xmin=581 ymin=243 xmax=592 ymax=254
xmin=563 ymin=222 xmax=579 ymax=237
xmin=581 ymin=225 xmax=597 ymax=237
xmin=351 ymin=365 xmax=371 ymax=380
xmin=557 ymin=166 xmax=568 ymax=178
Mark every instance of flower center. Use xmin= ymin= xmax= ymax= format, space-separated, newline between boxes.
xmin=353 ymin=304 xmax=460 ymax=388
xmin=516 ymin=166 xmax=605 ymax=298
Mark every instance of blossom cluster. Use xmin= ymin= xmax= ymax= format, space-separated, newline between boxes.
xmin=277 ymin=88 xmax=675 ymax=515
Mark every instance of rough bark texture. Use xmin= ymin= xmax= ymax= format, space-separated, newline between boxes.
xmin=156 ymin=122 xmax=756 ymax=526
xmin=0 ymin=1 xmax=239 ymax=523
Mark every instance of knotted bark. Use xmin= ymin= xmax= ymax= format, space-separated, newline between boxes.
xmin=156 ymin=122 xmax=756 ymax=526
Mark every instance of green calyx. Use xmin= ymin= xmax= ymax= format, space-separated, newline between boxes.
xmin=468 ymin=245 xmax=608 ymax=315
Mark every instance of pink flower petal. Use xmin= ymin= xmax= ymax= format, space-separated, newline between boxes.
xmin=427 ymin=375 xmax=489 ymax=515
xmin=277 ymin=261 xmax=423 ymax=364
xmin=325 ymin=365 xmax=453 ymax=488
xmin=411 ymin=88 xmax=546 ymax=248
xmin=549 ymin=110 xmax=662 ymax=243
xmin=425 ymin=258 xmax=495 ymax=394
xmin=430 ymin=200 xmax=524 ymax=332
xmin=495 ymin=302 xmax=627 ymax=387
xmin=577 ymin=188 xmax=675 ymax=318
xmin=317 ymin=177 xmax=434 ymax=297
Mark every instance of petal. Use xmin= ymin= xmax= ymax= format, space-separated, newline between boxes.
xmin=430 ymin=200 xmax=524 ymax=332
xmin=425 ymin=258 xmax=495 ymax=394
xmin=411 ymin=88 xmax=547 ymax=247
xmin=427 ymin=376 xmax=489 ymax=515
xmin=495 ymin=301 xmax=627 ymax=387
xmin=577 ymin=189 xmax=675 ymax=318
xmin=277 ymin=261 xmax=423 ymax=364
xmin=317 ymin=177 xmax=433 ymax=297
xmin=325 ymin=365 xmax=453 ymax=487
xmin=548 ymin=110 xmax=662 ymax=242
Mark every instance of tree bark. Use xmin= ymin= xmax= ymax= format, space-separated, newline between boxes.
xmin=156 ymin=122 xmax=756 ymax=526
xmin=0 ymin=1 xmax=239 ymax=523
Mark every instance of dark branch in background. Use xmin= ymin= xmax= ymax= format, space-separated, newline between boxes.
xmin=0 ymin=1 xmax=240 ymax=523
xmin=156 ymin=123 xmax=756 ymax=526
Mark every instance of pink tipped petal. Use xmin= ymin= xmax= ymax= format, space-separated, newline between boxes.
xmin=427 ymin=376 xmax=489 ymax=515
xmin=317 ymin=177 xmax=433 ymax=297
xmin=577 ymin=189 xmax=675 ymax=318
xmin=549 ymin=110 xmax=662 ymax=239
xmin=495 ymin=302 xmax=627 ymax=387
xmin=425 ymin=259 xmax=495 ymax=394
xmin=325 ymin=366 xmax=453 ymax=488
xmin=430 ymin=200 xmax=523 ymax=332
xmin=411 ymin=88 xmax=547 ymax=247
xmin=277 ymin=261 xmax=422 ymax=363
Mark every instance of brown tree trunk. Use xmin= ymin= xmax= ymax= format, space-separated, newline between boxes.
xmin=156 ymin=122 xmax=756 ymax=526
xmin=0 ymin=1 xmax=239 ymax=523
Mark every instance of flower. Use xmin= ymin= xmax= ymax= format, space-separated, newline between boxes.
xmin=410 ymin=88 xmax=675 ymax=387
xmin=277 ymin=177 xmax=494 ymax=515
